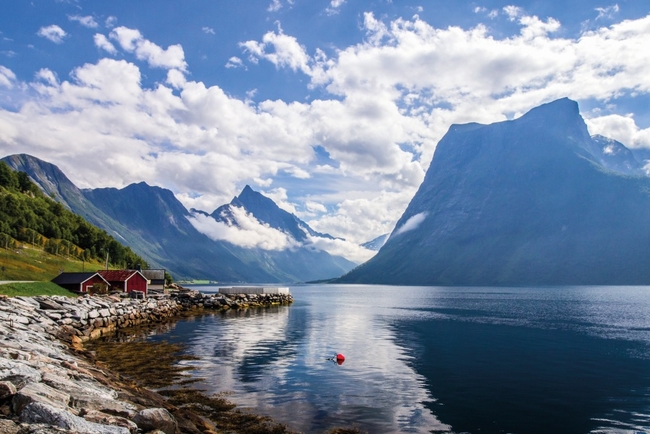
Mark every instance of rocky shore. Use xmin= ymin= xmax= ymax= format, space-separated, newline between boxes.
xmin=0 ymin=290 xmax=294 ymax=433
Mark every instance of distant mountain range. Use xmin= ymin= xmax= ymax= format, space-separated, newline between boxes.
xmin=2 ymin=154 xmax=356 ymax=282
xmin=338 ymin=98 xmax=650 ymax=285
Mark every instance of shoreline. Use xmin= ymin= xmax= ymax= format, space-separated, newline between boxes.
xmin=0 ymin=291 xmax=304 ymax=434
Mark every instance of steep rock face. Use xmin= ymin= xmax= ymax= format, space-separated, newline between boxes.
xmin=339 ymin=98 xmax=650 ymax=285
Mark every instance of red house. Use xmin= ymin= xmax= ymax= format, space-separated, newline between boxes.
xmin=97 ymin=270 xmax=149 ymax=296
xmin=52 ymin=272 xmax=110 ymax=294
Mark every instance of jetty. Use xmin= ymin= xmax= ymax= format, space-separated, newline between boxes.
xmin=218 ymin=286 xmax=290 ymax=295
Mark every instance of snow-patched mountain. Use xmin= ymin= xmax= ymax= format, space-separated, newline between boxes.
xmin=190 ymin=186 xmax=355 ymax=280
xmin=338 ymin=98 xmax=650 ymax=286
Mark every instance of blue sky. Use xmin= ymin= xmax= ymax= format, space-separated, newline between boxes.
xmin=1 ymin=0 xmax=649 ymax=262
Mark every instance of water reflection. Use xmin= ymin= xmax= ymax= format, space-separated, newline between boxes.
xmin=143 ymin=285 xmax=650 ymax=434
xmin=152 ymin=288 xmax=449 ymax=433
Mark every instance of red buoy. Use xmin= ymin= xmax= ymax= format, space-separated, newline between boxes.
xmin=336 ymin=353 xmax=345 ymax=365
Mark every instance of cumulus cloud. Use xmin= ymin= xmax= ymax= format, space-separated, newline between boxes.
xmin=188 ymin=206 xmax=298 ymax=251
xmin=241 ymin=27 xmax=311 ymax=74
xmin=3 ymin=11 xmax=650 ymax=252
xmin=394 ymin=212 xmax=427 ymax=236
xmin=585 ymin=114 xmax=650 ymax=149
xmin=110 ymin=26 xmax=187 ymax=71
xmin=304 ymin=235 xmax=375 ymax=263
xmin=225 ymin=56 xmax=244 ymax=68
xmin=68 ymin=15 xmax=98 ymax=28
xmin=37 ymin=25 xmax=67 ymax=44
xmin=94 ymin=34 xmax=117 ymax=54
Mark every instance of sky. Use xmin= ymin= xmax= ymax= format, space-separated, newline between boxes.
xmin=1 ymin=0 xmax=649 ymax=263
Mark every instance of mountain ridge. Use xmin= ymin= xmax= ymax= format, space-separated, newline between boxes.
xmin=337 ymin=98 xmax=650 ymax=285
xmin=2 ymin=154 xmax=356 ymax=282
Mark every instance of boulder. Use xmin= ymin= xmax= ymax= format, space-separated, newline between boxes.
xmin=133 ymin=407 xmax=178 ymax=434
xmin=12 ymin=381 xmax=71 ymax=414
xmin=21 ymin=401 xmax=130 ymax=434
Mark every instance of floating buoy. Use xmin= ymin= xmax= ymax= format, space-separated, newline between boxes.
xmin=336 ymin=353 xmax=345 ymax=365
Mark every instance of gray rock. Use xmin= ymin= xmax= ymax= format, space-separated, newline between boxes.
xmin=13 ymin=381 xmax=71 ymax=414
xmin=21 ymin=401 xmax=130 ymax=434
xmin=81 ymin=409 xmax=139 ymax=434
xmin=0 ymin=359 xmax=42 ymax=387
xmin=37 ymin=299 xmax=65 ymax=311
xmin=133 ymin=408 xmax=178 ymax=434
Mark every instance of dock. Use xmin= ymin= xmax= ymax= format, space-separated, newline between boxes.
xmin=218 ymin=286 xmax=290 ymax=295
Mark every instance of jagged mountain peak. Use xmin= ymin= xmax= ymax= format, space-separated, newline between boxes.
xmin=209 ymin=186 xmax=335 ymax=242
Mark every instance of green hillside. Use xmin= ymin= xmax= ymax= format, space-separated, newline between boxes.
xmin=0 ymin=241 xmax=104 ymax=281
xmin=0 ymin=161 xmax=148 ymax=280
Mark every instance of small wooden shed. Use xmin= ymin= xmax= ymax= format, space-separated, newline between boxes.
xmin=97 ymin=270 xmax=148 ymax=295
xmin=51 ymin=272 xmax=110 ymax=294
xmin=140 ymin=269 xmax=165 ymax=291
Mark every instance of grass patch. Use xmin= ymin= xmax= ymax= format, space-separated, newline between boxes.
xmin=0 ymin=281 xmax=77 ymax=297
xmin=0 ymin=244 xmax=103 ymax=281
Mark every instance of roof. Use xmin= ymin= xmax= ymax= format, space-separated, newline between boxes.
xmin=140 ymin=269 xmax=165 ymax=280
xmin=52 ymin=272 xmax=108 ymax=285
xmin=97 ymin=270 xmax=147 ymax=282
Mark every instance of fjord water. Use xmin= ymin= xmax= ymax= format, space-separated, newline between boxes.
xmin=152 ymin=285 xmax=650 ymax=433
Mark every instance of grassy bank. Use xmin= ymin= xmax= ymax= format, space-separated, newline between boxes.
xmin=0 ymin=281 xmax=77 ymax=297
xmin=0 ymin=244 xmax=104 ymax=281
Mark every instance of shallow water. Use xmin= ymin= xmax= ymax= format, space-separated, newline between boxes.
xmin=145 ymin=285 xmax=650 ymax=433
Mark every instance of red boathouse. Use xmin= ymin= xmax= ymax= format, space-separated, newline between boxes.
xmin=97 ymin=270 xmax=149 ymax=296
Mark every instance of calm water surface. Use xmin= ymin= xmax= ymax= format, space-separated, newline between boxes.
xmin=147 ymin=285 xmax=650 ymax=433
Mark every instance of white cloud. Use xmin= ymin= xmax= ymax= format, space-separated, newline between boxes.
xmin=0 ymin=65 xmax=16 ymax=88
xmin=34 ymin=69 xmax=58 ymax=86
xmin=68 ymin=15 xmax=98 ymax=28
xmin=268 ymin=0 xmax=282 ymax=12
xmin=110 ymin=26 xmax=188 ymax=71
xmin=188 ymin=206 xmax=298 ymax=251
xmin=3 ymin=11 xmax=650 ymax=251
xmin=394 ymin=212 xmax=427 ymax=236
xmin=326 ymin=0 xmax=346 ymax=15
xmin=304 ymin=235 xmax=375 ymax=263
xmin=241 ymin=27 xmax=311 ymax=74
xmin=596 ymin=4 xmax=620 ymax=20
xmin=503 ymin=5 xmax=522 ymax=21
xmin=188 ymin=205 xmax=373 ymax=263
xmin=306 ymin=201 xmax=327 ymax=213
xmin=94 ymin=34 xmax=117 ymax=54
xmin=37 ymin=25 xmax=67 ymax=44
xmin=202 ymin=27 xmax=215 ymax=35
xmin=225 ymin=56 xmax=244 ymax=68
xmin=585 ymin=114 xmax=650 ymax=149
xmin=105 ymin=16 xmax=117 ymax=28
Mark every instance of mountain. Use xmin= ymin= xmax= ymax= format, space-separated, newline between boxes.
xmin=2 ymin=154 xmax=355 ymax=282
xmin=211 ymin=185 xmax=336 ymax=242
xmin=361 ymin=234 xmax=388 ymax=251
xmin=198 ymin=186 xmax=356 ymax=281
xmin=338 ymin=98 xmax=650 ymax=286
